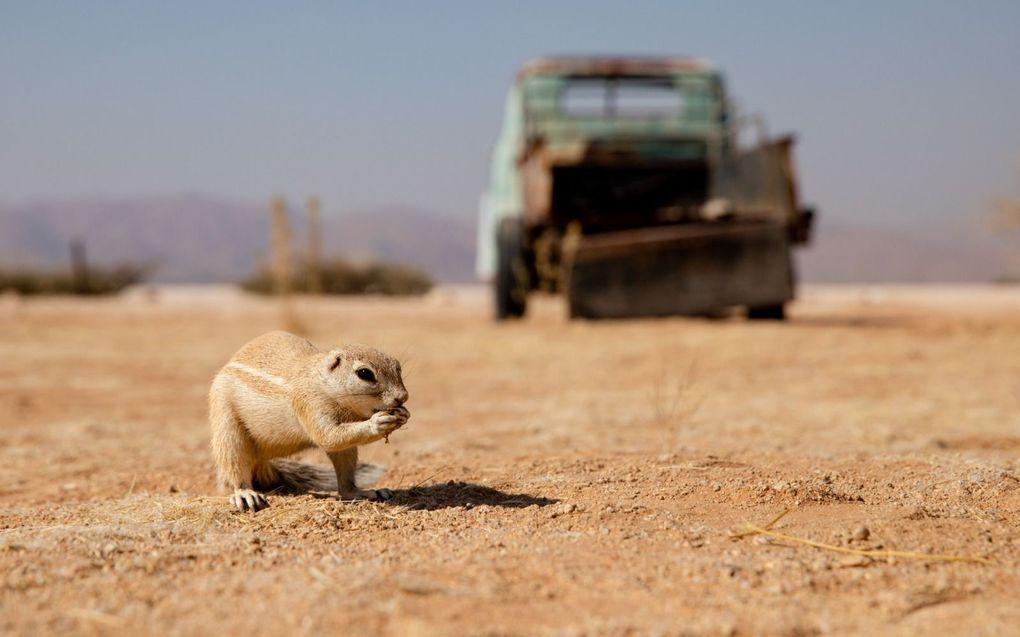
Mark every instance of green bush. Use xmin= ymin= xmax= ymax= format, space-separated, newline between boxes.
xmin=242 ymin=259 xmax=433 ymax=296
xmin=0 ymin=263 xmax=148 ymax=295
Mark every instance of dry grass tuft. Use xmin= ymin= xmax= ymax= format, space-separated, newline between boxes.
xmin=132 ymin=496 xmax=238 ymax=528
xmin=650 ymin=359 xmax=701 ymax=451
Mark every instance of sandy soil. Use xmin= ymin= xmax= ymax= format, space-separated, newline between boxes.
xmin=1 ymin=285 xmax=1018 ymax=636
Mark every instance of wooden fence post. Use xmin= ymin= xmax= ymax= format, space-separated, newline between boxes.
xmin=69 ymin=238 xmax=90 ymax=294
xmin=306 ymin=196 xmax=322 ymax=294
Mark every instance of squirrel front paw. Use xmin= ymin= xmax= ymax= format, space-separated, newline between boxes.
xmin=370 ymin=409 xmax=407 ymax=437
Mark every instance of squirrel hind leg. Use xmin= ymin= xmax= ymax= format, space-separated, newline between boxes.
xmin=209 ymin=391 xmax=261 ymax=498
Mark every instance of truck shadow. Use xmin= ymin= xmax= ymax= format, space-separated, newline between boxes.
xmin=386 ymin=481 xmax=557 ymax=511
xmin=789 ymin=316 xmax=908 ymax=329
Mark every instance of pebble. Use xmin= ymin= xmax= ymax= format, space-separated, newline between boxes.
xmin=548 ymin=503 xmax=577 ymax=518
xmin=851 ymin=525 xmax=870 ymax=542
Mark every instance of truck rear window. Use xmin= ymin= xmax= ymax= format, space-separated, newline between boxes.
xmin=561 ymin=76 xmax=683 ymax=119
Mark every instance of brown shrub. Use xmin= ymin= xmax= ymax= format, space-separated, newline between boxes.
xmin=0 ymin=263 xmax=148 ymax=295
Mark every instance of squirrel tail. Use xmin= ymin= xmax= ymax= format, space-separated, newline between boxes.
xmin=254 ymin=459 xmax=385 ymax=493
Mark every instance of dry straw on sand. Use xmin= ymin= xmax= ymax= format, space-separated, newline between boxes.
xmin=732 ymin=509 xmax=994 ymax=565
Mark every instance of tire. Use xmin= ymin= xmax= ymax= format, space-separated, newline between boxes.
xmin=494 ymin=218 xmax=528 ymax=319
xmin=747 ymin=304 xmax=786 ymax=320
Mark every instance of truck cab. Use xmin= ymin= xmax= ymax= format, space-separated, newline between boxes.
xmin=478 ymin=56 xmax=814 ymax=319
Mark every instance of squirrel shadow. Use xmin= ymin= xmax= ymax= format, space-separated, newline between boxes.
xmin=385 ymin=481 xmax=557 ymax=511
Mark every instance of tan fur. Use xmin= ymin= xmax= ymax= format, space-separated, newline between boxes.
xmin=209 ymin=331 xmax=409 ymax=512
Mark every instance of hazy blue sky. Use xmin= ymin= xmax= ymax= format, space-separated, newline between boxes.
xmin=3 ymin=1 xmax=1019 ymax=229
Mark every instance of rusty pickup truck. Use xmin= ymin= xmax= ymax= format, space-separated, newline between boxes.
xmin=477 ymin=56 xmax=815 ymax=319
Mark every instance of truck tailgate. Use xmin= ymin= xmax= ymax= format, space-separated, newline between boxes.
xmin=563 ymin=221 xmax=794 ymax=318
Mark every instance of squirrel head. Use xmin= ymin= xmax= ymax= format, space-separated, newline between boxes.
xmin=319 ymin=344 xmax=408 ymax=417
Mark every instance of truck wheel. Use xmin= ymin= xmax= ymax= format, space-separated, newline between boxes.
xmin=747 ymin=304 xmax=786 ymax=320
xmin=495 ymin=218 xmax=528 ymax=319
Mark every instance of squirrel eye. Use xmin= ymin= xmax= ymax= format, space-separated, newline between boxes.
xmin=355 ymin=368 xmax=376 ymax=383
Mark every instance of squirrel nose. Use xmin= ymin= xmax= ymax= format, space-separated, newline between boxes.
xmin=392 ymin=389 xmax=408 ymax=406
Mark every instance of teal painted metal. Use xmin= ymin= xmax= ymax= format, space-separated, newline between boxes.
xmin=520 ymin=71 xmax=724 ymax=144
xmin=476 ymin=85 xmax=524 ymax=280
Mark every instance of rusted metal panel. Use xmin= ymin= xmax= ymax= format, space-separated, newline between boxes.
xmin=521 ymin=150 xmax=552 ymax=223
xmin=564 ymin=221 xmax=794 ymax=319
xmin=711 ymin=136 xmax=801 ymax=225
xmin=518 ymin=56 xmax=716 ymax=80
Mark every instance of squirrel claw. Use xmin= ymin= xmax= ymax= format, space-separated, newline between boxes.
xmin=231 ymin=489 xmax=269 ymax=512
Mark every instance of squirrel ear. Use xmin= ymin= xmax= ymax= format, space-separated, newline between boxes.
xmin=327 ymin=352 xmax=343 ymax=372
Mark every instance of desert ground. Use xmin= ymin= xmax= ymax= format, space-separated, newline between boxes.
xmin=1 ymin=284 xmax=1018 ymax=636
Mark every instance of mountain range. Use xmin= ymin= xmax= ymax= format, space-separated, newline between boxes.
xmin=0 ymin=195 xmax=476 ymax=283
xmin=0 ymin=194 xmax=1016 ymax=284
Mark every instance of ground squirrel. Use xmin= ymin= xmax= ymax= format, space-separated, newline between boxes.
xmin=209 ymin=331 xmax=409 ymax=512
